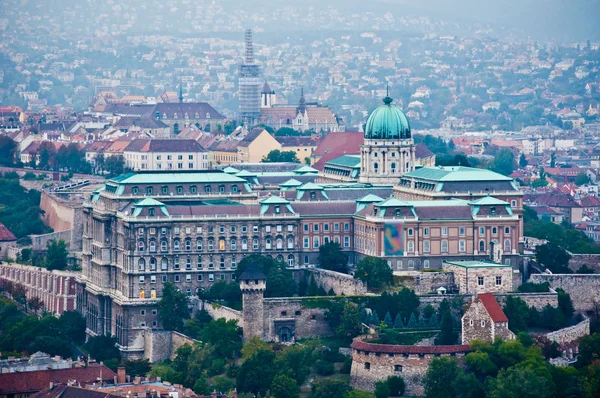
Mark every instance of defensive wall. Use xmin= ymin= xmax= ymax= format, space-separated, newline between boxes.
xmin=350 ymin=336 xmax=470 ymax=396
xmin=31 ymin=230 xmax=72 ymax=251
xmin=39 ymin=190 xmax=85 ymax=251
xmin=529 ymin=273 xmax=600 ymax=312
xmin=394 ymin=271 xmax=455 ymax=294
xmin=543 ymin=316 xmax=590 ymax=346
xmin=263 ymin=297 xmax=332 ymax=340
xmin=201 ymin=301 xmax=244 ymax=327
xmin=418 ymin=291 xmax=558 ymax=311
xmin=143 ymin=330 xmax=198 ymax=363
xmin=567 ymin=254 xmax=600 ymax=273
xmin=308 ymin=268 xmax=367 ymax=296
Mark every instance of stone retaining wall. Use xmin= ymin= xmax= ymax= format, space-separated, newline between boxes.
xmin=309 ymin=268 xmax=367 ymax=296
xmin=263 ymin=297 xmax=332 ymax=340
xmin=395 ymin=272 xmax=455 ymax=294
xmin=529 ymin=274 xmax=600 ymax=312
xmin=568 ymin=254 xmax=600 ymax=273
xmin=201 ymin=301 xmax=243 ymax=326
xmin=143 ymin=330 xmax=198 ymax=363
xmin=544 ymin=316 xmax=590 ymax=345
xmin=418 ymin=292 xmax=557 ymax=311
xmin=31 ymin=230 xmax=72 ymax=251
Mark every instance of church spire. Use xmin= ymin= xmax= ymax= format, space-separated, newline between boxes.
xmin=298 ymin=87 xmax=306 ymax=114
xmin=178 ymin=80 xmax=183 ymax=103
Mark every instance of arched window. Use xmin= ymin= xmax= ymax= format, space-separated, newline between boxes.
xmin=219 ymin=185 xmax=225 ymax=193
xmin=149 ymin=257 xmax=157 ymax=271
xmin=186 ymin=257 xmax=192 ymax=269
xmin=407 ymin=241 xmax=414 ymax=253
xmin=423 ymin=241 xmax=430 ymax=253
xmin=287 ymin=237 xmax=294 ymax=249
xmin=138 ymin=258 xmax=145 ymax=271
xmin=391 ymin=163 xmax=396 ymax=173
xmin=232 ymin=185 xmax=239 ymax=193
xmin=408 ymin=260 xmax=415 ymax=269
xmin=423 ymin=260 xmax=430 ymax=269
xmin=149 ymin=240 xmax=156 ymax=253
xmin=161 ymin=258 xmax=168 ymax=270
xmin=138 ymin=241 xmax=145 ymax=252
xmin=132 ymin=186 xmax=139 ymax=194
xmin=196 ymin=238 xmax=203 ymax=251
xmin=162 ymin=186 xmax=169 ymax=194
xmin=176 ymin=186 xmax=184 ymax=194
xmin=276 ymin=238 xmax=283 ymax=249
xmin=146 ymin=186 xmax=154 ymax=195
xmin=231 ymin=239 xmax=237 ymax=250
xmin=492 ymin=227 xmax=498 ymax=235
xmin=479 ymin=240 xmax=485 ymax=252
xmin=204 ymin=185 xmax=212 ymax=193
xmin=195 ymin=112 xmax=199 ymax=118
xmin=266 ymin=238 xmax=272 ymax=250
xmin=253 ymin=238 xmax=259 ymax=250
xmin=505 ymin=227 xmax=510 ymax=234
xmin=242 ymin=238 xmax=248 ymax=250
xmin=190 ymin=185 xmax=197 ymax=194
xmin=220 ymin=255 xmax=225 ymax=269
xmin=288 ymin=255 xmax=294 ymax=267
xmin=185 ymin=238 xmax=191 ymax=251
xmin=504 ymin=239 xmax=511 ymax=252
xmin=219 ymin=239 xmax=226 ymax=250
xmin=208 ymin=239 xmax=214 ymax=251
xmin=373 ymin=162 xmax=379 ymax=172
xmin=173 ymin=239 xmax=180 ymax=251
xmin=161 ymin=240 xmax=168 ymax=252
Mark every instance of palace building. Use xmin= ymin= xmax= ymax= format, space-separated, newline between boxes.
xmin=78 ymin=94 xmax=524 ymax=357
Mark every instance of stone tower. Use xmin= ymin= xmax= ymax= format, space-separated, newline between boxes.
xmin=359 ymin=91 xmax=415 ymax=185
xmin=239 ymin=262 xmax=266 ymax=341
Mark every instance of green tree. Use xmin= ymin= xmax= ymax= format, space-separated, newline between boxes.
xmin=374 ymin=381 xmax=391 ymax=398
xmin=424 ymin=357 xmax=462 ymax=398
xmin=274 ymin=127 xmax=300 ymax=136
xmin=386 ymin=375 xmax=406 ymax=396
xmin=550 ymin=152 xmax=556 ymax=168
xmin=577 ymin=333 xmax=600 ymax=367
xmin=335 ymin=302 xmax=362 ymax=343
xmin=503 ymin=296 xmax=531 ymax=333
xmin=59 ymin=310 xmax=86 ymax=344
xmin=311 ymin=379 xmax=352 ymax=398
xmin=271 ymin=374 xmax=300 ymax=398
xmin=436 ymin=312 xmax=457 ymax=345
xmin=263 ymin=149 xmax=300 ymax=163
xmin=535 ymin=242 xmax=571 ymax=273
xmin=519 ymin=153 xmax=528 ymax=168
xmin=158 ymin=283 xmax=190 ymax=332
xmin=276 ymin=344 xmax=314 ymax=386
xmin=124 ymin=359 xmax=152 ymax=377
xmin=236 ymin=349 xmax=277 ymax=397
xmin=354 ymin=256 xmax=393 ymax=290
xmin=104 ymin=155 xmax=126 ymax=177
xmin=575 ymin=171 xmax=591 ymax=186
xmin=488 ymin=365 xmax=555 ymax=398
xmin=200 ymin=318 xmax=242 ymax=359
xmin=85 ymin=335 xmax=120 ymax=362
xmin=45 ymin=239 xmax=68 ymax=270
xmin=318 ymin=241 xmax=348 ymax=273
xmin=0 ymin=135 xmax=17 ymax=166
xmin=464 ymin=350 xmax=498 ymax=379
xmin=492 ymin=149 xmax=515 ymax=176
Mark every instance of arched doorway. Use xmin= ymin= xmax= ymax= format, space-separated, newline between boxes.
xmin=279 ymin=327 xmax=292 ymax=342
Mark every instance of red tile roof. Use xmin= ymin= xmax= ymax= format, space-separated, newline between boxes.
xmin=312 ymin=132 xmax=364 ymax=170
xmin=478 ymin=293 xmax=508 ymax=323
xmin=351 ymin=338 xmax=470 ymax=354
xmin=0 ymin=365 xmax=116 ymax=395
xmin=0 ymin=222 xmax=16 ymax=241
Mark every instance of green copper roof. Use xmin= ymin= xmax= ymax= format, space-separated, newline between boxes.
xmin=377 ymin=198 xmax=411 ymax=207
xmin=298 ymin=182 xmax=324 ymax=190
xmin=294 ymin=165 xmax=319 ymax=174
xmin=365 ymin=96 xmax=411 ymax=140
xmin=135 ymin=198 xmax=166 ymax=206
xmin=223 ymin=166 xmax=240 ymax=174
xmin=109 ymin=172 xmax=247 ymax=184
xmin=280 ymin=178 xmax=303 ymax=187
xmin=260 ymin=195 xmax=290 ymax=204
xmin=236 ymin=170 xmax=258 ymax=177
xmin=326 ymin=155 xmax=361 ymax=168
xmin=404 ymin=166 xmax=512 ymax=182
xmin=469 ymin=196 xmax=509 ymax=206
xmin=357 ymin=193 xmax=384 ymax=203
xmin=444 ymin=261 xmax=511 ymax=268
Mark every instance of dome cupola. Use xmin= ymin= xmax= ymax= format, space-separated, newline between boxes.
xmin=365 ymin=96 xmax=411 ymax=140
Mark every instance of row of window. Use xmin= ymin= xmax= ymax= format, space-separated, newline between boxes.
xmin=138 ymin=236 xmax=295 ymax=252
xmin=303 ymin=236 xmax=351 ymax=248
xmin=477 ymin=276 xmax=503 ymax=286
xmin=138 ymin=273 xmax=234 ymax=284
xmin=156 ymin=155 xmax=195 ymax=161
xmin=303 ymin=223 xmax=350 ymax=232
xmin=137 ymin=253 xmax=299 ymax=271
xmin=138 ymin=225 xmax=294 ymax=236
xmin=132 ymin=184 xmax=240 ymax=195
xmin=156 ymin=112 xmax=211 ymax=119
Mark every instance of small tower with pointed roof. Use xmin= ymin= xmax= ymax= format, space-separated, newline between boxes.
xmin=261 ymin=81 xmax=276 ymax=108
xmin=239 ymin=262 xmax=266 ymax=340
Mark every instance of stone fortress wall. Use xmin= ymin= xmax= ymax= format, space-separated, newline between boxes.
xmin=262 ymin=297 xmax=332 ymax=340
xmin=143 ymin=330 xmax=198 ymax=363
xmin=529 ymin=274 xmax=600 ymax=312
xmin=201 ymin=301 xmax=244 ymax=326
xmin=308 ymin=268 xmax=367 ymax=296
xmin=418 ymin=291 xmax=558 ymax=311
xmin=350 ymin=336 xmax=470 ymax=396
xmin=567 ymin=254 xmax=600 ymax=273
xmin=543 ymin=316 xmax=590 ymax=345
xmin=394 ymin=271 xmax=455 ymax=294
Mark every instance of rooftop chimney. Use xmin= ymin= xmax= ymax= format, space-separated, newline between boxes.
xmin=117 ymin=367 xmax=127 ymax=384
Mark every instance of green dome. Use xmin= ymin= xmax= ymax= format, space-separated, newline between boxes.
xmin=365 ymin=96 xmax=411 ymax=140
